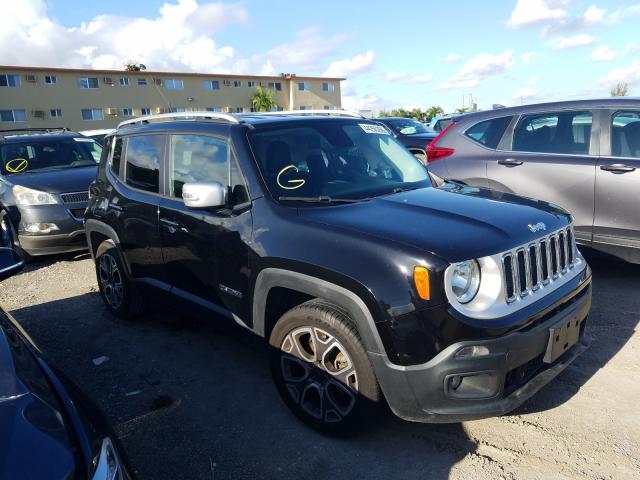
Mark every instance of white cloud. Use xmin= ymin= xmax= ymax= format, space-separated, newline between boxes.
xmin=385 ymin=71 xmax=433 ymax=84
xmin=507 ymin=0 xmax=568 ymax=27
xmin=583 ymin=5 xmax=607 ymax=24
xmin=626 ymin=42 xmax=640 ymax=55
xmin=513 ymin=87 xmax=539 ymax=100
xmin=591 ymin=46 xmax=616 ymax=62
xmin=323 ymin=51 xmax=375 ymax=78
xmin=439 ymin=50 xmax=515 ymax=90
xmin=521 ymin=52 xmax=538 ymax=64
xmin=528 ymin=75 xmax=539 ymax=84
xmin=266 ymin=27 xmax=351 ymax=71
xmin=444 ymin=53 xmax=463 ymax=64
xmin=599 ymin=61 xmax=640 ymax=88
xmin=0 ymin=0 xmax=250 ymax=72
xmin=547 ymin=34 xmax=594 ymax=49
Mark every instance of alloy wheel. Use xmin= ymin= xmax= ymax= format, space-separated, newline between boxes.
xmin=280 ymin=326 xmax=359 ymax=423
xmin=98 ymin=253 xmax=124 ymax=310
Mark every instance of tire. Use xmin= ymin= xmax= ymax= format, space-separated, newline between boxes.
xmin=95 ymin=243 xmax=145 ymax=319
xmin=0 ymin=210 xmax=31 ymax=262
xmin=269 ymin=299 xmax=381 ymax=434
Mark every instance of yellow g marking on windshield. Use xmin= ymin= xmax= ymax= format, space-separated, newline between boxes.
xmin=5 ymin=158 xmax=28 ymax=173
xmin=277 ymin=165 xmax=305 ymax=190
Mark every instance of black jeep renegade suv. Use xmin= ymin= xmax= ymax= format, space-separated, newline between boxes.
xmin=85 ymin=111 xmax=592 ymax=432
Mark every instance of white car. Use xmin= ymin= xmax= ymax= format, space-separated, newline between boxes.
xmin=79 ymin=129 xmax=115 ymax=146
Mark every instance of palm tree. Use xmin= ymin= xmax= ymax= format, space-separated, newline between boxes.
xmin=251 ymin=85 xmax=278 ymax=112
xmin=611 ymin=82 xmax=629 ymax=97
xmin=426 ymin=106 xmax=444 ymax=121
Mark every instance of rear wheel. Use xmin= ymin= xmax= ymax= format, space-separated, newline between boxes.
xmin=95 ymin=243 xmax=145 ymax=319
xmin=269 ymin=299 xmax=381 ymax=433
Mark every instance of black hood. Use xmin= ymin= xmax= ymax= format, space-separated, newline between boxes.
xmin=299 ymin=184 xmax=571 ymax=263
xmin=401 ymin=132 xmax=437 ymax=141
xmin=6 ymin=165 xmax=97 ymax=194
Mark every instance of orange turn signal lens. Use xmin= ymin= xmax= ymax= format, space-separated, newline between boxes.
xmin=413 ymin=266 xmax=430 ymax=300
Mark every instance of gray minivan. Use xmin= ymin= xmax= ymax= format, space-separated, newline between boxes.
xmin=426 ymin=98 xmax=640 ymax=263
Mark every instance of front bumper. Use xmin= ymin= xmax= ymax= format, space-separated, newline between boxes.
xmin=12 ymin=204 xmax=87 ymax=256
xmin=371 ymin=271 xmax=592 ymax=423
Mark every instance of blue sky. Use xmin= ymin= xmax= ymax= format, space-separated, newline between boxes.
xmin=3 ymin=0 xmax=640 ymax=112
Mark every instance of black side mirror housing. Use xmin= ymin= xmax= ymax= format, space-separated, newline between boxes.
xmin=0 ymin=248 xmax=24 ymax=282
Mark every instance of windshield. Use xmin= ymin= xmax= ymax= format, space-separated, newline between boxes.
xmin=248 ymin=120 xmax=431 ymax=201
xmin=385 ymin=118 xmax=429 ymax=135
xmin=0 ymin=137 xmax=102 ymax=176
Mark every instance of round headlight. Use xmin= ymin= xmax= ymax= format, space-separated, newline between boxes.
xmin=450 ymin=260 xmax=481 ymax=304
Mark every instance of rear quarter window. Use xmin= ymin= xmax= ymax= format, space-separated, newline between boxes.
xmin=465 ymin=116 xmax=513 ymax=149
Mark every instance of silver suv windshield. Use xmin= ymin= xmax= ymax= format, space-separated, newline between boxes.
xmin=0 ymin=137 xmax=102 ymax=176
xmin=248 ymin=120 xmax=431 ymax=201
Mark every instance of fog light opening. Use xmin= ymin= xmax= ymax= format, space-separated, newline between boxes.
xmin=23 ymin=222 xmax=59 ymax=234
xmin=455 ymin=345 xmax=490 ymax=359
xmin=450 ymin=375 xmax=462 ymax=390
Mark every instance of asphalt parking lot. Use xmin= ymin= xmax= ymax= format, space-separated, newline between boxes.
xmin=0 ymin=249 xmax=638 ymax=480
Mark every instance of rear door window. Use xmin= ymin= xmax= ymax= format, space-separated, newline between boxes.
xmin=512 ymin=111 xmax=593 ymax=155
xmin=465 ymin=116 xmax=513 ymax=149
xmin=611 ymin=111 xmax=640 ymax=158
xmin=125 ymin=135 xmax=163 ymax=193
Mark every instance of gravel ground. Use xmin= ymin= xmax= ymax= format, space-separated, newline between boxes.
xmin=0 ymin=249 xmax=638 ymax=480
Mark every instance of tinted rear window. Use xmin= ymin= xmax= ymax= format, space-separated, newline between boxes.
xmin=125 ymin=135 xmax=163 ymax=193
xmin=465 ymin=116 xmax=513 ymax=149
xmin=512 ymin=111 xmax=592 ymax=155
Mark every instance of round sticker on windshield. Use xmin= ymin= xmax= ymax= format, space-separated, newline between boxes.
xmin=277 ymin=165 xmax=306 ymax=190
xmin=5 ymin=158 xmax=28 ymax=173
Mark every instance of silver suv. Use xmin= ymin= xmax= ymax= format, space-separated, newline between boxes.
xmin=426 ymin=98 xmax=640 ymax=263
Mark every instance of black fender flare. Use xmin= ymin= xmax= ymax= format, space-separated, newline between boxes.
xmin=252 ymin=267 xmax=387 ymax=356
xmin=84 ymin=219 xmax=131 ymax=276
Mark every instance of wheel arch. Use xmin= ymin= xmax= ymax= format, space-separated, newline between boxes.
xmin=85 ymin=219 xmax=131 ymax=276
xmin=253 ymin=268 xmax=386 ymax=356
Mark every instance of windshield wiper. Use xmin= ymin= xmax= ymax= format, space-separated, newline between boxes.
xmin=278 ymin=196 xmax=363 ymax=204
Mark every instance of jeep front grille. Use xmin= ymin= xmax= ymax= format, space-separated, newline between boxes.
xmin=502 ymin=226 xmax=577 ymax=303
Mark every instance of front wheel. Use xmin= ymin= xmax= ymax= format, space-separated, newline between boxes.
xmin=95 ymin=244 xmax=145 ymax=319
xmin=269 ymin=299 xmax=381 ymax=433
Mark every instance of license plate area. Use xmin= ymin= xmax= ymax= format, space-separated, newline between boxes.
xmin=543 ymin=314 xmax=585 ymax=364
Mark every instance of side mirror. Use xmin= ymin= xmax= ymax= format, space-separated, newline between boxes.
xmin=182 ymin=181 xmax=227 ymax=209
xmin=0 ymin=248 xmax=24 ymax=282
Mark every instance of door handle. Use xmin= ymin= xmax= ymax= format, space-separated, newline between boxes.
xmin=160 ymin=218 xmax=188 ymax=233
xmin=497 ymin=158 xmax=523 ymax=166
xmin=600 ymin=164 xmax=636 ymax=173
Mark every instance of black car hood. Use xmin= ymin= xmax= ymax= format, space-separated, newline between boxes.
xmin=299 ymin=184 xmax=570 ymax=263
xmin=6 ymin=166 xmax=97 ymax=194
xmin=0 ymin=318 xmax=75 ymax=479
xmin=402 ymin=132 xmax=437 ymax=141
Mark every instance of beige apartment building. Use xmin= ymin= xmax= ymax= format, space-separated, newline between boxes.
xmin=0 ymin=66 xmax=344 ymax=131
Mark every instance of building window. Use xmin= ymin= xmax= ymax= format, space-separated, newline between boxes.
xmin=140 ymin=107 xmax=151 ymax=115
xmin=44 ymin=75 xmax=57 ymax=85
xmin=324 ymin=105 xmax=333 ymax=110
xmin=164 ymin=79 xmax=184 ymax=90
xmin=299 ymin=106 xmax=313 ymax=110
xmin=203 ymin=80 xmax=220 ymax=90
xmin=235 ymin=107 xmax=243 ymax=113
xmin=298 ymin=82 xmax=310 ymax=91
xmin=78 ymin=77 xmax=99 ymax=89
xmin=81 ymin=108 xmax=104 ymax=121
xmin=50 ymin=109 xmax=63 ymax=118
xmin=137 ymin=78 xmax=147 ymax=86
xmin=122 ymin=108 xmax=134 ymax=117
xmin=268 ymin=82 xmax=282 ymax=91
xmin=233 ymin=80 xmax=242 ymax=88
xmin=169 ymin=107 xmax=186 ymax=113
xmin=322 ymin=82 xmax=335 ymax=92
xmin=206 ymin=107 xmax=222 ymax=112
xmin=0 ymin=74 xmax=21 ymax=88
xmin=0 ymin=109 xmax=26 ymax=122
xmin=247 ymin=81 xmax=256 ymax=88
xmin=119 ymin=78 xmax=130 ymax=86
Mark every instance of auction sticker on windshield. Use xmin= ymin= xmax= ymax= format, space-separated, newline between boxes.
xmin=359 ymin=124 xmax=389 ymax=135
